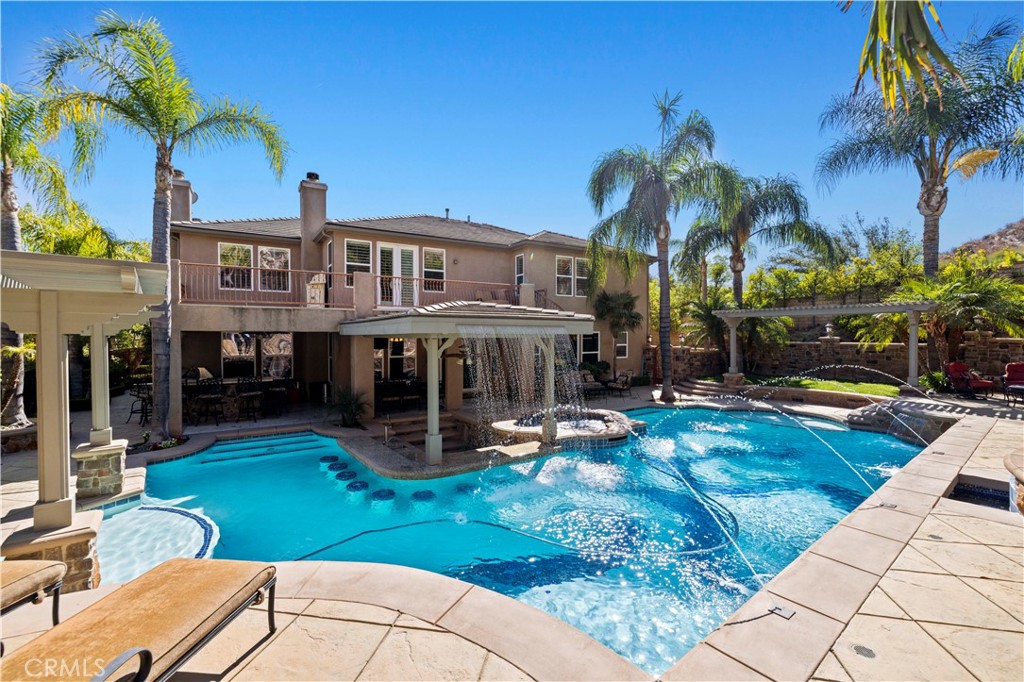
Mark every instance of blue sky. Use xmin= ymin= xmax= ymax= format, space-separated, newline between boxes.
xmin=3 ymin=1 xmax=1022 ymax=259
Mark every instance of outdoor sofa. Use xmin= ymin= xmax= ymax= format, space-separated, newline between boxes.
xmin=0 ymin=558 xmax=276 ymax=682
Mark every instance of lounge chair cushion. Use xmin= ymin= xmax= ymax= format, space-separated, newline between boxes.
xmin=0 ymin=560 xmax=66 ymax=610
xmin=1 ymin=558 xmax=274 ymax=682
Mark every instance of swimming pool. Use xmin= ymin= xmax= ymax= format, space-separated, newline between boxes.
xmin=99 ymin=407 xmax=919 ymax=674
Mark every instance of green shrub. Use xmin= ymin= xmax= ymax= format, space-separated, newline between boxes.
xmin=333 ymin=386 xmax=368 ymax=428
xmin=919 ymin=371 xmax=950 ymax=393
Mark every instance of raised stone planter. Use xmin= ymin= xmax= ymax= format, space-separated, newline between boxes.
xmin=0 ymin=423 xmax=37 ymax=453
xmin=1 ymin=511 xmax=102 ymax=592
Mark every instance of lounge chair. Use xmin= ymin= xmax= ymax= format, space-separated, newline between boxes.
xmin=606 ymin=370 xmax=636 ymax=398
xmin=0 ymin=558 xmax=276 ymax=682
xmin=1002 ymin=362 xmax=1024 ymax=407
xmin=578 ymin=371 xmax=607 ymax=401
xmin=1 ymin=560 xmax=65 ymax=647
xmin=945 ymin=361 xmax=994 ymax=398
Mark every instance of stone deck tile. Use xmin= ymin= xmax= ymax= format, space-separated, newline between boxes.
xmin=877 ymin=570 xmax=1022 ymax=632
xmin=661 ymin=644 xmax=769 ymax=681
xmin=764 ymin=553 xmax=879 ymax=622
xmin=912 ymin=515 xmax=979 ymax=543
xmin=921 ymin=623 xmax=1024 ymax=682
xmin=356 ymin=626 xmax=490 ymax=681
xmin=931 ymin=512 xmax=1024 ymax=547
xmin=811 ymin=652 xmax=853 ymax=682
xmin=808 ymin=522 xmax=906 ymax=576
xmin=839 ymin=506 xmax=925 ymax=543
xmin=908 ymin=537 xmax=1023 ymax=581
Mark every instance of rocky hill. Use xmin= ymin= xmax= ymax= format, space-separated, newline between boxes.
xmin=951 ymin=219 xmax=1024 ymax=254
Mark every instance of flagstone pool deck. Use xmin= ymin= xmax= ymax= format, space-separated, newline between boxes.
xmin=2 ymin=408 xmax=1022 ymax=680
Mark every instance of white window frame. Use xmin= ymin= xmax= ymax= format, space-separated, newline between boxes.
xmin=579 ymin=332 xmax=600 ymax=365
xmin=555 ymin=255 xmax=574 ymax=297
xmin=515 ymin=253 xmax=525 ymax=286
xmin=423 ymin=247 xmax=446 ymax=293
xmin=344 ymin=238 xmax=372 ymax=287
xmin=615 ymin=331 xmax=628 ymax=359
xmin=326 ymin=238 xmax=334 ymax=289
xmin=257 ymin=246 xmax=292 ymax=293
xmin=574 ymin=257 xmax=589 ymax=297
xmin=218 ymin=242 xmax=253 ymax=291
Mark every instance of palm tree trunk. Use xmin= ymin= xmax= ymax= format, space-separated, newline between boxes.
xmin=729 ymin=247 xmax=745 ymax=308
xmin=150 ymin=151 xmax=174 ymax=438
xmin=699 ymin=258 xmax=708 ymax=303
xmin=917 ymin=180 xmax=947 ymax=278
xmin=656 ymin=232 xmax=674 ymax=402
xmin=1 ymin=166 xmax=31 ymax=428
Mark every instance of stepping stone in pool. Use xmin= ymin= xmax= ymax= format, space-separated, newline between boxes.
xmin=411 ymin=490 xmax=436 ymax=502
xmin=346 ymin=480 xmax=369 ymax=492
xmin=335 ymin=470 xmax=357 ymax=481
xmin=455 ymin=483 xmax=476 ymax=494
xmin=319 ymin=455 xmax=339 ymax=463
xmin=372 ymin=489 xmax=396 ymax=501
xmin=327 ymin=462 xmax=348 ymax=472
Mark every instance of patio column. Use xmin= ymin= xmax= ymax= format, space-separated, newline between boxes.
xmin=169 ymin=326 xmax=183 ymax=437
xmin=35 ymin=290 xmax=73 ymax=530
xmin=907 ymin=310 xmax=921 ymax=386
xmin=425 ymin=336 xmax=456 ymax=465
xmin=88 ymin=325 xmax=112 ymax=446
xmin=539 ymin=337 xmax=556 ymax=443
xmin=726 ymin=317 xmax=741 ymax=374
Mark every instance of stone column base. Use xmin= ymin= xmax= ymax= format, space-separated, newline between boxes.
xmin=73 ymin=439 xmax=128 ymax=498
xmin=723 ymin=372 xmax=745 ymax=389
xmin=2 ymin=511 xmax=102 ymax=592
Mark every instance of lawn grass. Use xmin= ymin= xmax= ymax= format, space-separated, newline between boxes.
xmin=700 ymin=375 xmax=901 ymax=398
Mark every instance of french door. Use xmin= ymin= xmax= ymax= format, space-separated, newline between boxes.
xmin=378 ymin=243 xmax=418 ymax=307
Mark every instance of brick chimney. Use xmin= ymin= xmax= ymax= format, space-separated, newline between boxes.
xmin=170 ymin=169 xmax=197 ymax=222
xmin=299 ymin=172 xmax=327 ymax=270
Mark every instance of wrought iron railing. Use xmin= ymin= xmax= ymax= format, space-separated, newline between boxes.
xmin=177 ymin=262 xmax=353 ymax=308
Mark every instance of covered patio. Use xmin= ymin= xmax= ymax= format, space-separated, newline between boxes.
xmin=339 ymin=301 xmax=594 ymax=464
xmin=714 ymin=301 xmax=938 ymax=387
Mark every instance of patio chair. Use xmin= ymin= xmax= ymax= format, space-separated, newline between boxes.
xmin=235 ymin=377 xmax=263 ymax=422
xmin=606 ymin=370 xmax=636 ymax=398
xmin=944 ymin=361 xmax=994 ymax=399
xmin=1002 ymin=362 xmax=1024 ymax=407
xmin=1 ymin=560 xmax=65 ymax=654
xmin=0 ymin=558 xmax=276 ymax=682
xmin=126 ymin=380 xmax=152 ymax=426
xmin=195 ymin=378 xmax=226 ymax=425
xmin=578 ymin=371 xmax=607 ymax=401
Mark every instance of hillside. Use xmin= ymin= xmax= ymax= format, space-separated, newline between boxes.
xmin=951 ymin=220 xmax=1024 ymax=255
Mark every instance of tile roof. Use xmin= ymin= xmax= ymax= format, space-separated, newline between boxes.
xmin=510 ymin=230 xmax=588 ymax=249
xmin=326 ymin=214 xmax=530 ymax=247
xmin=171 ymin=217 xmax=301 ymax=240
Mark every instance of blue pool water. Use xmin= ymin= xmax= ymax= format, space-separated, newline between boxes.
xmin=99 ymin=407 xmax=919 ymax=674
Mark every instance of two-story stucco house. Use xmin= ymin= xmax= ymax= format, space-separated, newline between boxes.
xmin=167 ymin=171 xmax=650 ymax=456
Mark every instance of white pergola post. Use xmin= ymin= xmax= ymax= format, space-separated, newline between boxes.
xmin=726 ymin=317 xmax=741 ymax=374
xmin=539 ymin=337 xmax=557 ymax=443
xmin=88 ymin=324 xmax=112 ymax=446
xmin=424 ymin=336 xmax=455 ymax=465
xmin=34 ymin=291 xmax=74 ymax=530
xmin=907 ymin=310 xmax=921 ymax=386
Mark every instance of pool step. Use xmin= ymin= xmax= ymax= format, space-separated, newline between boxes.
xmin=676 ymin=380 xmax=739 ymax=397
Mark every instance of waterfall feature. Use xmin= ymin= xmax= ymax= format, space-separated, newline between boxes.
xmin=458 ymin=325 xmax=587 ymax=447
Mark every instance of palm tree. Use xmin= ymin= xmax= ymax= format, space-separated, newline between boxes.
xmin=593 ymin=290 xmax=644 ymax=377
xmin=680 ymin=287 xmax=731 ymax=369
xmin=840 ymin=1 xmax=959 ymax=114
xmin=818 ymin=20 xmax=1024 ymax=277
xmin=683 ymin=166 xmax=833 ymax=308
xmin=670 ymin=226 xmax=718 ymax=304
xmin=42 ymin=11 xmax=289 ymax=438
xmin=1 ymin=83 xmax=95 ymax=427
xmin=586 ymin=91 xmax=720 ymax=402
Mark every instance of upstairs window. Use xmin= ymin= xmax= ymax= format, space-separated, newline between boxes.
xmin=258 ymin=246 xmax=291 ymax=292
xmin=219 ymin=243 xmax=253 ymax=290
xmin=345 ymin=239 xmax=371 ymax=287
xmin=555 ymin=256 xmax=574 ymax=296
xmin=515 ymin=254 xmax=525 ymax=286
xmin=575 ymin=257 xmax=590 ymax=297
xmin=423 ymin=248 xmax=445 ymax=292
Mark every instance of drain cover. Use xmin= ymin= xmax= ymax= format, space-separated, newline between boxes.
xmin=853 ymin=645 xmax=876 ymax=658
xmin=928 ymin=534 xmax=943 ymax=539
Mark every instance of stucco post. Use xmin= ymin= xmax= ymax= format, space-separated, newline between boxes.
xmin=425 ymin=337 xmax=442 ymax=464
xmin=444 ymin=339 xmax=464 ymax=412
xmin=350 ymin=335 xmax=375 ymax=419
xmin=519 ymin=282 xmax=535 ymax=307
xmin=907 ymin=310 xmax=920 ymax=386
xmin=353 ymin=271 xmax=375 ymax=317
xmin=34 ymin=290 xmax=74 ymax=530
xmin=88 ymin=325 xmax=112 ymax=446
xmin=169 ymin=326 xmax=183 ymax=437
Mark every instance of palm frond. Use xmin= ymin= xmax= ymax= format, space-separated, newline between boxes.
xmin=176 ymin=98 xmax=289 ymax=179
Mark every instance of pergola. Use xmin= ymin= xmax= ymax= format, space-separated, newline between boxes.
xmin=339 ymin=301 xmax=595 ymax=463
xmin=1 ymin=251 xmax=166 ymax=530
xmin=714 ymin=301 xmax=938 ymax=386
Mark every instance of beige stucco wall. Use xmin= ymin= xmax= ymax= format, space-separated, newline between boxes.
xmin=174 ymin=231 xmax=300 ymax=267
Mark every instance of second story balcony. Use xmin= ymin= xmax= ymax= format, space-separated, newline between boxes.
xmin=175 ymin=262 xmax=519 ymax=312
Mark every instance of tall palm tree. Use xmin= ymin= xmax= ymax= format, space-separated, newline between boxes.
xmin=683 ymin=166 xmax=833 ymax=307
xmin=42 ymin=11 xmax=289 ymax=438
xmin=680 ymin=287 xmax=731 ymax=369
xmin=592 ymin=290 xmax=644 ymax=377
xmin=670 ymin=227 xmax=717 ymax=304
xmin=586 ymin=91 xmax=719 ymax=402
xmin=818 ymin=20 xmax=1024 ymax=277
xmin=0 ymin=83 xmax=95 ymax=427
